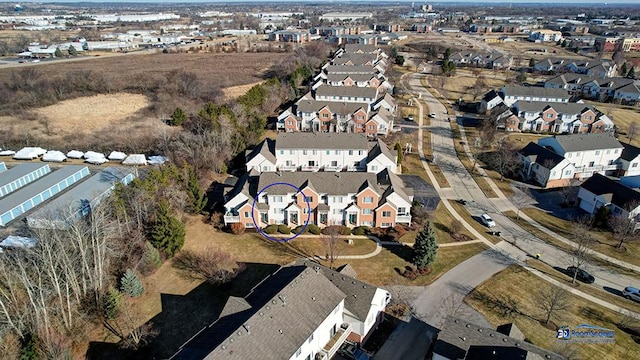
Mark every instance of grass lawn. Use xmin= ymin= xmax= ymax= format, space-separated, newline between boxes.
xmin=527 ymin=259 xmax=640 ymax=314
xmin=522 ymin=208 xmax=640 ymax=268
xmin=450 ymin=122 xmax=498 ymax=198
xmin=332 ymin=242 xmax=488 ymax=286
xmin=466 ymin=265 xmax=640 ymax=360
xmin=401 ymin=202 xmax=475 ymax=245
xmin=449 ymin=200 xmax=502 ymax=244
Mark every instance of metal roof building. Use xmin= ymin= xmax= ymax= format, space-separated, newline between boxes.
xmin=0 ymin=165 xmax=90 ymax=226
xmin=27 ymin=167 xmax=137 ymax=229
xmin=0 ymin=163 xmax=51 ymax=198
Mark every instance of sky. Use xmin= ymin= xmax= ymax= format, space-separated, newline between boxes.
xmin=3 ymin=0 xmax=640 ymax=4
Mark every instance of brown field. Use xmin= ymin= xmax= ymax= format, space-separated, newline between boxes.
xmin=0 ymin=52 xmax=286 ymax=88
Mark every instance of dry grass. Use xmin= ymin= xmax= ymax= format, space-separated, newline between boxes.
xmin=466 ymin=265 xmax=640 ymax=360
xmin=527 ymin=259 xmax=640 ymax=314
xmin=222 ymin=81 xmax=264 ymax=101
xmin=606 ymin=106 xmax=640 ymax=147
xmin=522 ymin=208 xmax=640 ymax=268
xmin=401 ymin=202 xmax=475 ymax=245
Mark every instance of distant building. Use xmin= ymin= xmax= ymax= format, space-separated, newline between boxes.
xmin=320 ymin=12 xmax=373 ymax=21
xmin=528 ymin=29 xmax=562 ymax=42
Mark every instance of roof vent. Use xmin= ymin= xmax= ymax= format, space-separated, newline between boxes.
xmin=336 ymin=174 xmax=340 ymax=178
xmin=243 ymin=324 xmax=250 ymax=334
xmin=259 ymin=312 xmax=264 ymax=316
xmin=279 ymin=329 xmax=283 ymax=334
xmin=272 ymin=300 xmax=277 ymax=304
xmin=312 ymin=296 xmax=316 ymax=301
xmin=342 ymin=277 xmax=346 ymax=280
xmin=489 ymin=333 xmax=494 ymax=337
xmin=503 ymin=338 xmax=508 ymax=342
xmin=461 ymin=337 xmax=466 ymax=341
xmin=363 ymin=285 xmax=367 ymax=288
xmin=352 ymin=281 xmax=356 ymax=284
xmin=478 ymin=329 xmax=483 ymax=332
xmin=276 ymin=172 xmax=281 ymax=176
xmin=454 ymin=319 xmax=459 ymax=323
xmin=237 ymin=331 xmax=242 ymax=336
xmin=266 ymin=305 xmax=271 ymax=310
xmin=353 ymin=294 xmax=357 ymax=298
xmin=278 ymin=295 xmax=286 ymax=306
xmin=515 ymin=343 xmax=519 ymax=347
xmin=230 ymin=337 xmax=234 ymax=343
xmin=466 ymin=324 xmax=471 ymax=328
xmin=222 ymin=345 xmax=226 ymax=350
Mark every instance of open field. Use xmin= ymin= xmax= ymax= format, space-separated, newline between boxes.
xmin=0 ymin=52 xmax=285 ymax=87
xmin=466 ymin=265 xmax=640 ymax=360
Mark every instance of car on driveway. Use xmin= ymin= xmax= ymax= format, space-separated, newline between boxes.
xmin=338 ymin=341 xmax=370 ymax=360
xmin=623 ymin=286 xmax=640 ymax=303
xmin=566 ymin=266 xmax=595 ymax=284
xmin=480 ymin=213 xmax=496 ymax=227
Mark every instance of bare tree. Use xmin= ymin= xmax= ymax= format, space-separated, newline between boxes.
xmin=569 ymin=216 xmax=594 ymax=284
xmin=628 ymin=122 xmax=639 ymax=143
xmin=173 ymin=248 xmax=246 ymax=285
xmin=437 ymin=292 xmax=472 ymax=319
xmin=511 ymin=185 xmax=533 ymax=219
xmin=103 ymin=299 xmax=158 ymax=350
xmin=322 ymin=227 xmax=343 ymax=270
xmin=490 ymin=139 xmax=520 ymax=180
xmin=559 ymin=185 xmax=577 ymax=206
xmin=535 ymin=285 xmax=570 ymax=325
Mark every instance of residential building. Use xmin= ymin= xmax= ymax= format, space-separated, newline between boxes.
xmin=478 ymin=90 xmax=504 ymax=114
xmin=518 ymin=142 xmax=576 ymax=188
xmin=315 ymin=85 xmax=378 ymax=104
xmin=528 ymin=29 xmax=562 ymax=42
xmin=577 ymin=174 xmax=640 ymax=221
xmin=499 ymin=85 xmax=571 ymax=107
xmin=268 ymin=29 xmax=311 ymax=43
xmin=172 ymin=263 xmax=390 ymax=360
xmin=449 ymin=50 xmax=512 ymax=69
xmin=432 ymin=316 xmax=564 ymax=360
xmin=223 ymin=170 xmax=412 ymax=228
xmin=512 ymin=101 xmax=613 ymax=133
xmin=538 ymin=133 xmax=623 ymax=178
xmin=320 ymin=12 xmax=373 ymax=21
xmin=617 ymin=142 xmax=640 ymax=177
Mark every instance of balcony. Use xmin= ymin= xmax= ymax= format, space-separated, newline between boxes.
xmin=325 ymin=165 xmax=343 ymax=172
xmin=396 ymin=215 xmax=411 ymax=223
xmin=301 ymin=165 xmax=320 ymax=172
xmin=321 ymin=323 xmax=352 ymax=359
xmin=224 ymin=215 xmax=240 ymax=223
xmin=279 ymin=165 xmax=298 ymax=172
xmin=346 ymin=165 xmax=365 ymax=172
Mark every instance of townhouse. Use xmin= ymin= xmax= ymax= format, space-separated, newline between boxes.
xmin=538 ymin=133 xmax=623 ymax=178
xmin=449 ymin=50 xmax=512 ymax=69
xmin=534 ymin=57 xmax=616 ymax=78
xmin=499 ymin=85 xmax=571 ymax=107
xmin=616 ymin=142 xmax=640 ymax=177
xmin=518 ymin=142 xmax=576 ymax=188
xmin=280 ymin=99 xmax=371 ymax=133
xmin=512 ymin=101 xmax=613 ymax=133
xmin=223 ymin=170 xmax=412 ymax=229
xmin=544 ymin=74 xmax=639 ymax=104
xmin=528 ymin=29 xmax=562 ymax=42
xmin=173 ymin=263 xmax=390 ymax=360
xmin=577 ymin=174 xmax=640 ymax=221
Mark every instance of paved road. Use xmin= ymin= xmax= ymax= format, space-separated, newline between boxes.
xmin=405 ymin=72 xmax=640 ymax=298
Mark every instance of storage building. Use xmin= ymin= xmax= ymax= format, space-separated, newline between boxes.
xmin=0 ymin=163 xmax=51 ymax=198
xmin=0 ymin=165 xmax=90 ymax=226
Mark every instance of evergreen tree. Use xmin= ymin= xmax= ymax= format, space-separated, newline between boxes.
xmin=444 ymin=48 xmax=451 ymax=60
xmin=394 ymin=142 xmax=403 ymax=164
xmin=628 ymin=67 xmax=636 ymax=79
xmin=20 ymin=333 xmax=39 ymax=360
xmin=143 ymin=241 xmax=162 ymax=269
xmin=184 ymin=165 xmax=207 ymax=214
xmin=620 ymin=62 xmax=628 ymax=77
xmin=151 ymin=201 xmax=186 ymax=258
xmin=68 ymin=45 xmax=77 ymax=56
xmin=103 ymin=287 xmax=123 ymax=319
xmin=529 ymin=58 xmax=536 ymax=68
xmin=120 ymin=269 xmax=144 ymax=298
xmin=169 ymin=107 xmax=187 ymax=126
xmin=412 ymin=222 xmax=439 ymax=271
xmin=442 ymin=61 xmax=456 ymax=77
xmin=54 ymin=47 xmax=63 ymax=58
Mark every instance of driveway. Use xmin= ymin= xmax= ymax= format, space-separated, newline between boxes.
xmin=399 ymin=175 xmax=440 ymax=211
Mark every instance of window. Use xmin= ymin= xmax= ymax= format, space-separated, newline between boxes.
xmin=381 ymin=222 xmax=391 ymax=227
xmin=326 ymin=150 xmax=330 ymax=155
xmin=615 ymin=149 xmax=619 ymax=154
xmin=363 ymin=209 xmax=373 ymax=215
xmin=331 ymin=161 xmax=338 ymax=166
xmin=322 ymin=113 xmax=329 ymax=118
xmin=295 ymin=348 xmax=302 ymax=357
xmin=359 ymin=150 xmax=363 ymax=155
xmin=546 ymin=113 xmax=553 ymax=118
xmin=398 ymin=207 xmax=406 ymax=214
xmin=290 ymin=150 xmax=294 ymax=155
xmin=244 ymin=211 xmax=249 ymax=218
xmin=303 ymin=150 xmax=307 ymax=155
xmin=370 ymin=165 xmax=378 ymax=171
xmin=320 ymin=214 xmax=328 ymax=224
xmin=606 ymin=150 xmax=611 ymax=155
xmin=308 ymin=333 xmax=314 ymax=343
xmin=368 ymin=125 xmax=374 ymax=130
xmin=280 ymin=150 xmax=284 ymax=155
xmin=349 ymin=150 xmax=353 ymax=155
xmin=335 ymin=150 xmax=341 ymax=155
xmin=595 ymin=150 xmax=601 ymax=155
xmin=633 ymin=163 xmax=638 ymax=168
xmin=363 ymin=196 xmax=374 ymax=204
xmin=585 ymin=115 xmax=592 ymax=120
xmin=589 ymin=161 xmax=595 ymax=167
xmin=564 ymin=169 xmax=572 ymax=175
xmin=382 ymin=211 xmax=391 ymax=217
xmin=288 ymin=120 xmax=293 ymax=125
xmin=305 ymin=196 xmax=314 ymax=203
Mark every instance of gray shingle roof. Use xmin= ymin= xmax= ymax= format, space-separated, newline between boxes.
xmin=544 ymin=73 xmax=590 ymax=86
xmin=344 ymin=44 xmax=377 ymax=53
xmin=580 ymin=174 xmax=640 ymax=210
xmin=515 ymin=101 xmax=592 ymax=115
xmin=326 ymin=73 xmax=377 ymax=83
xmin=276 ymin=132 xmax=368 ymax=150
xmin=620 ymin=142 xmax=640 ymax=161
xmin=519 ymin=142 xmax=566 ymax=169
xmin=258 ymin=172 xmax=379 ymax=196
xmin=434 ymin=316 xmax=565 ymax=360
xmin=174 ymin=265 xmax=346 ymax=360
xmin=315 ymin=85 xmax=378 ymax=100
xmin=325 ymin=65 xmax=378 ymax=75
xmin=550 ymin=133 xmax=622 ymax=152
xmin=333 ymin=53 xmax=378 ymax=66
xmin=294 ymin=260 xmax=380 ymax=322
xmin=245 ymin=138 xmax=276 ymax=164
xmin=367 ymin=138 xmax=396 ymax=163
xmin=295 ymin=99 xmax=369 ymax=115
xmin=501 ymin=85 xmax=570 ymax=100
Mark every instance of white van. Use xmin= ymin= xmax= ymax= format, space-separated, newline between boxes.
xmin=480 ymin=213 xmax=496 ymax=228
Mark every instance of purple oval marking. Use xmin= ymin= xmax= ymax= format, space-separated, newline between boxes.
xmin=251 ymin=181 xmax=312 ymax=242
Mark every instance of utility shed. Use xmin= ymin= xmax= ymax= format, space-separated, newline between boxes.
xmin=0 ymin=163 xmax=51 ymax=198
xmin=27 ymin=167 xmax=137 ymax=229
xmin=0 ymin=165 xmax=90 ymax=226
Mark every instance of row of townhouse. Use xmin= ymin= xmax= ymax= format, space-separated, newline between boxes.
xmin=172 ymin=261 xmax=390 ymax=360
xmin=533 ymin=57 xmax=617 ymax=78
xmin=449 ymin=50 xmax=512 ymax=69
xmin=508 ymin=101 xmax=613 ymax=133
xmin=278 ymin=45 xmax=397 ymax=135
xmin=595 ymin=35 xmax=640 ymax=53
xmin=245 ymin=133 xmax=397 ymax=174
xmin=544 ymin=73 xmax=640 ymax=105
xmin=223 ymin=169 xmax=412 ymax=229
xmin=518 ymin=133 xmax=640 ymax=188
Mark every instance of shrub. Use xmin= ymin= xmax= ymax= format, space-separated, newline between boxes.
xmin=393 ymin=224 xmax=407 ymax=237
xmin=277 ymin=224 xmax=291 ymax=234
xmin=307 ymin=224 xmax=321 ymax=235
xmin=351 ymin=226 xmax=370 ymax=236
xmin=322 ymin=225 xmax=351 ymax=235
xmin=230 ymin=222 xmax=246 ymax=235
xmin=293 ymin=225 xmax=309 ymax=234
xmin=263 ymin=224 xmax=278 ymax=234
xmin=449 ymin=219 xmax=463 ymax=235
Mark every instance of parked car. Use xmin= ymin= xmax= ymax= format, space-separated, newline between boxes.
xmin=480 ymin=213 xmax=496 ymax=227
xmin=623 ymin=286 xmax=640 ymax=303
xmin=339 ymin=341 xmax=370 ymax=360
xmin=566 ymin=266 xmax=595 ymax=284
xmin=456 ymin=199 xmax=467 ymax=205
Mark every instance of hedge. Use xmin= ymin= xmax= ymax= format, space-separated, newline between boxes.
xmin=307 ymin=224 xmax=321 ymax=235
xmin=293 ymin=225 xmax=309 ymax=234
xmin=277 ymin=224 xmax=291 ymax=234
xmin=351 ymin=226 xmax=370 ymax=236
xmin=322 ymin=225 xmax=351 ymax=235
xmin=263 ymin=224 xmax=279 ymax=234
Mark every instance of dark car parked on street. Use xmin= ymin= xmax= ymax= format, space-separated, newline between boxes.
xmin=567 ymin=266 xmax=595 ymax=284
